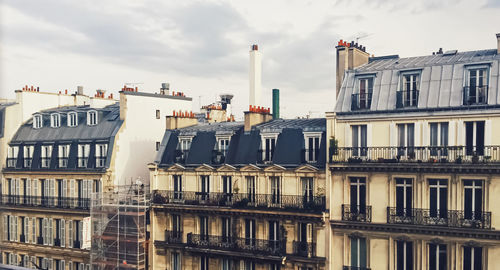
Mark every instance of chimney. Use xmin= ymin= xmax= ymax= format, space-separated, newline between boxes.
xmin=272 ymin=89 xmax=280 ymax=119
xmin=77 ymin=86 xmax=84 ymax=95
xmin=165 ymin=112 xmax=198 ymax=130
xmin=160 ymin=83 xmax=170 ymax=95
xmin=249 ymin=44 xmax=262 ymax=107
xmin=220 ymin=94 xmax=234 ymax=117
xmin=244 ymin=105 xmax=273 ymax=132
xmin=496 ymin=33 xmax=500 ymax=54
xmin=336 ymin=40 xmax=369 ymax=97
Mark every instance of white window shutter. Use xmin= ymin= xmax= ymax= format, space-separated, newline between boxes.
xmin=61 ymin=219 xmax=65 ymax=247
xmin=68 ymin=220 xmax=73 ymax=247
xmin=49 ymin=218 xmax=53 ymax=245
xmin=25 ymin=217 xmax=29 ymax=243
xmin=3 ymin=215 xmax=7 ymax=241
xmin=32 ymin=218 xmax=36 ymax=244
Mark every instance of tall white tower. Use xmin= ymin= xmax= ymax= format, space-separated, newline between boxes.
xmin=249 ymin=44 xmax=262 ymax=106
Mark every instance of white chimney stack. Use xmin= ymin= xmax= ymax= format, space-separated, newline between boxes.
xmin=249 ymin=44 xmax=262 ymax=107
xmin=497 ymin=33 xmax=500 ymax=54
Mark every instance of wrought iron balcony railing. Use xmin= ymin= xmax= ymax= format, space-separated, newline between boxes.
xmin=165 ymin=230 xmax=183 ymax=244
xmin=0 ymin=195 xmax=90 ymax=210
xmin=343 ymin=266 xmax=371 ymax=270
xmin=463 ymin=86 xmax=488 ymax=105
xmin=330 ymin=146 xmax=500 ymax=164
xmin=342 ymin=204 xmax=372 ymax=222
xmin=396 ymin=90 xmax=419 ymax=108
xmin=292 ymin=241 xmax=316 ymax=257
xmin=187 ymin=233 xmax=286 ymax=256
xmin=152 ymin=190 xmax=326 ymax=212
xmin=351 ymin=93 xmax=372 ymax=111
xmin=387 ymin=207 xmax=491 ymax=229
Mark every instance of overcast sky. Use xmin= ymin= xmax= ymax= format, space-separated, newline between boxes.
xmin=1 ymin=0 xmax=499 ymax=119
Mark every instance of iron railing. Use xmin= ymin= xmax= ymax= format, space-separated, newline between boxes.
xmin=24 ymin=158 xmax=32 ymax=168
xmin=292 ymin=241 xmax=316 ymax=257
xmin=77 ymin=157 xmax=88 ymax=168
xmin=343 ymin=267 xmax=371 ymax=270
xmin=396 ymin=90 xmax=419 ymax=108
xmin=330 ymin=146 xmax=500 ymax=163
xmin=174 ymin=150 xmax=189 ymax=163
xmin=96 ymin=157 xmax=107 ymax=168
xmin=152 ymin=190 xmax=325 ymax=212
xmin=387 ymin=207 xmax=491 ymax=229
xmin=342 ymin=204 xmax=372 ymax=222
xmin=7 ymin=158 xmax=16 ymax=168
xmin=165 ymin=230 xmax=183 ymax=244
xmin=41 ymin=157 xmax=51 ymax=168
xmin=187 ymin=233 xmax=286 ymax=256
xmin=212 ymin=150 xmax=227 ymax=164
xmin=463 ymin=86 xmax=488 ymax=105
xmin=58 ymin=157 xmax=68 ymax=168
xmin=351 ymin=93 xmax=372 ymax=111
xmin=302 ymin=149 xmax=320 ymax=164
xmin=0 ymin=195 xmax=90 ymax=210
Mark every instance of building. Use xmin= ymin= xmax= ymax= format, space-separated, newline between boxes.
xmin=149 ymin=108 xmax=328 ymax=270
xmin=327 ymin=34 xmax=500 ymax=269
xmin=0 ymin=85 xmax=192 ymax=269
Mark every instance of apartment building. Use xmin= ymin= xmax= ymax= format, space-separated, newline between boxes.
xmin=0 ymin=86 xmax=192 ymax=269
xmin=327 ymin=34 xmax=500 ymax=269
xmin=149 ymin=110 xmax=328 ymax=270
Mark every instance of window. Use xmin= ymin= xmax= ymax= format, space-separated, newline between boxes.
xmin=68 ymin=112 xmax=78 ymax=127
xmin=199 ymin=216 xmax=209 ymax=240
xmin=179 ymin=138 xmax=192 ymax=151
xmin=222 ymin=176 xmax=232 ymax=203
xmin=156 ymin=109 xmax=160 ymax=119
xmin=51 ymin=114 xmax=60 ymax=128
xmin=463 ymin=180 xmax=484 ymax=224
xmin=463 ymin=246 xmax=482 ymax=270
xmin=269 ymin=220 xmax=280 ymax=250
xmin=397 ymin=73 xmax=419 ymax=108
xmin=245 ymin=219 xmax=256 ymax=246
xmin=173 ymin=175 xmax=182 ymax=199
xmin=7 ymin=146 xmax=18 ymax=167
xmin=171 ymin=252 xmax=181 ymax=270
xmin=200 ymin=256 xmax=209 ymax=270
xmin=24 ymin=145 xmax=34 ymax=168
xmin=395 ymin=178 xmax=413 ymax=218
xmin=217 ymin=137 xmax=230 ymax=156
xmin=77 ymin=144 xmax=90 ymax=168
xmin=430 ymin=123 xmax=448 ymax=156
xmin=270 ymin=176 xmax=280 ymax=204
xmin=396 ymin=240 xmax=413 ymax=270
xmin=350 ymin=177 xmax=366 ymax=218
xmin=221 ymin=259 xmax=232 ymax=270
xmin=464 ymin=67 xmax=488 ymax=105
xmin=262 ymin=135 xmax=277 ymax=162
xmin=429 ymin=179 xmax=448 ymax=222
xmin=304 ymin=133 xmax=321 ymax=162
xmin=33 ymin=114 xmax=43 ymax=129
xmin=177 ymin=137 xmax=192 ymax=162
xmin=87 ymin=110 xmax=97 ymax=126
xmin=246 ymin=176 xmax=256 ymax=203
xmin=350 ymin=237 xmax=367 ymax=268
xmin=58 ymin=144 xmax=69 ymax=168
xmin=96 ymin=143 xmax=107 ymax=168
xmin=352 ymin=125 xmax=367 ymax=156
xmin=352 ymin=77 xmax=373 ymax=110
xmin=429 ymin=243 xmax=446 ymax=270
xmin=397 ymin=123 xmax=415 ymax=157
xmin=270 ymin=264 xmax=281 ymax=270
xmin=172 ymin=214 xmax=181 ymax=239
xmin=199 ymin=175 xmax=210 ymax=201
xmin=302 ymin=177 xmax=314 ymax=203
xmin=221 ymin=217 xmax=231 ymax=242
xmin=41 ymin=145 xmax=52 ymax=168
xmin=245 ymin=261 xmax=255 ymax=270
xmin=155 ymin=141 xmax=160 ymax=151
xmin=465 ymin=121 xmax=485 ymax=156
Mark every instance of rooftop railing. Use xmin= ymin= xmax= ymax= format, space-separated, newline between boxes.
xmin=351 ymin=93 xmax=372 ymax=111
xmin=187 ymin=233 xmax=286 ymax=256
xmin=152 ymin=190 xmax=326 ymax=212
xmin=387 ymin=207 xmax=491 ymax=229
xmin=463 ymin=86 xmax=488 ymax=105
xmin=292 ymin=241 xmax=316 ymax=257
xmin=330 ymin=146 xmax=500 ymax=164
xmin=0 ymin=195 xmax=90 ymax=210
xmin=342 ymin=204 xmax=372 ymax=223
xmin=164 ymin=230 xmax=183 ymax=244
xmin=396 ymin=90 xmax=419 ymax=108
xmin=343 ymin=266 xmax=371 ymax=270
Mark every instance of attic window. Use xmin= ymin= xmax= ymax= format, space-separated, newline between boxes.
xmin=87 ymin=110 xmax=98 ymax=126
xmin=261 ymin=134 xmax=278 ymax=163
xmin=50 ymin=113 xmax=60 ymax=128
xmin=463 ymin=66 xmax=489 ymax=105
xmin=352 ymin=76 xmax=374 ymax=111
xmin=33 ymin=114 xmax=43 ymax=129
xmin=304 ymin=132 xmax=321 ymax=163
xmin=68 ymin=112 xmax=78 ymax=127
xmin=397 ymin=72 xmax=420 ymax=108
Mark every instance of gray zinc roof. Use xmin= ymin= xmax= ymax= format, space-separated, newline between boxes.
xmin=254 ymin=118 xmax=326 ymax=133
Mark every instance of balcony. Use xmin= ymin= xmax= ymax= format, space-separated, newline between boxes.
xmin=165 ymin=230 xmax=183 ymax=244
xmin=187 ymin=233 xmax=286 ymax=256
xmin=342 ymin=204 xmax=372 ymax=222
xmin=463 ymin=86 xmax=488 ymax=105
xmin=387 ymin=207 xmax=491 ymax=229
xmin=152 ymin=190 xmax=326 ymax=212
xmin=330 ymin=146 xmax=500 ymax=164
xmin=7 ymin=158 xmax=16 ymax=168
xmin=396 ymin=90 xmax=419 ymax=108
xmin=0 ymin=195 xmax=90 ymax=210
xmin=292 ymin=241 xmax=316 ymax=257
xmin=343 ymin=267 xmax=371 ymax=270
xmin=351 ymin=93 xmax=372 ymax=111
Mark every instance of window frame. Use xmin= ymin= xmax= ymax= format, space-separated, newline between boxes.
xmin=87 ymin=110 xmax=98 ymax=126
xmin=67 ymin=112 xmax=78 ymax=127
xmin=33 ymin=114 xmax=43 ymax=129
xmin=50 ymin=113 xmax=61 ymax=128
xmin=261 ymin=133 xmax=278 ymax=162
xmin=304 ymin=132 xmax=322 ymax=163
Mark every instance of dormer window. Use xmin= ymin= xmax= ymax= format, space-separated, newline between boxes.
xmin=464 ymin=66 xmax=489 ymax=105
xmin=352 ymin=76 xmax=374 ymax=110
xmin=217 ymin=137 xmax=230 ymax=155
xmin=397 ymin=72 xmax=420 ymax=108
xmin=7 ymin=146 xmax=19 ymax=167
xmin=50 ymin=113 xmax=60 ymax=128
xmin=95 ymin=143 xmax=108 ymax=168
xmin=261 ymin=134 xmax=278 ymax=163
xmin=87 ymin=110 xmax=98 ymax=126
xmin=304 ymin=133 xmax=321 ymax=163
xmin=176 ymin=137 xmax=192 ymax=163
xmin=68 ymin=112 xmax=78 ymax=127
xmin=58 ymin=144 xmax=69 ymax=168
xmin=33 ymin=114 xmax=43 ymax=129
xmin=77 ymin=144 xmax=90 ymax=168
xmin=41 ymin=145 xmax=52 ymax=168
xmin=23 ymin=145 xmax=34 ymax=168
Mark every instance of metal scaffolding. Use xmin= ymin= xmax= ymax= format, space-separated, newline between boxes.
xmin=90 ymin=184 xmax=149 ymax=270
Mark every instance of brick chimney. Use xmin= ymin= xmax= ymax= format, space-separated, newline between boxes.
xmin=496 ymin=33 xmax=500 ymax=54
xmin=166 ymin=111 xmax=198 ymax=130
xmin=244 ymin=105 xmax=273 ymax=132
xmin=336 ymin=40 xmax=369 ymax=97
